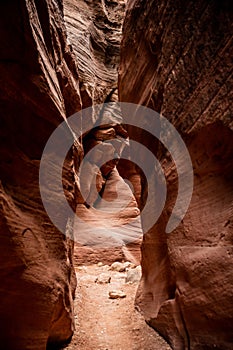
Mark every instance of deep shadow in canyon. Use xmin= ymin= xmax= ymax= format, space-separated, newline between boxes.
xmin=0 ymin=1 xmax=232 ymax=350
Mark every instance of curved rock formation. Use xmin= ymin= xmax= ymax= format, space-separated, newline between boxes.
xmin=74 ymin=111 xmax=143 ymax=265
xmin=2 ymin=0 xmax=232 ymax=348
xmin=63 ymin=0 xmax=142 ymax=265
xmin=64 ymin=0 xmax=126 ymax=106
xmin=119 ymin=0 xmax=233 ymax=349
xmin=0 ymin=1 xmax=141 ymax=348
xmin=0 ymin=0 xmax=81 ymax=348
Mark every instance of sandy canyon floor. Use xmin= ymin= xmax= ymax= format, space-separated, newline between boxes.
xmin=63 ymin=263 xmax=172 ymax=350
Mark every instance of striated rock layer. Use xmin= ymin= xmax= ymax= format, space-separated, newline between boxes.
xmin=64 ymin=0 xmax=126 ymax=106
xmin=64 ymin=0 xmax=142 ymax=265
xmin=73 ymin=109 xmax=143 ymax=265
xmin=119 ymin=0 xmax=233 ymax=349
xmin=0 ymin=1 xmax=141 ymax=348
xmin=0 ymin=0 xmax=82 ymax=349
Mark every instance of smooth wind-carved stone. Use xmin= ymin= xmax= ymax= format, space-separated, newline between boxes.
xmin=0 ymin=0 xmax=81 ymax=348
xmin=119 ymin=1 xmax=233 ymax=349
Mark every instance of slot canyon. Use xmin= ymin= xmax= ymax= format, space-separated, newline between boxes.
xmin=0 ymin=1 xmax=232 ymax=350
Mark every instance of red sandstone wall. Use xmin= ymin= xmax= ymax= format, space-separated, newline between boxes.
xmin=119 ymin=1 xmax=233 ymax=349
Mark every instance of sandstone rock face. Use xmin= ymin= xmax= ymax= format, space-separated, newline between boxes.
xmin=63 ymin=0 xmax=142 ymax=265
xmin=64 ymin=0 xmax=126 ymax=106
xmin=0 ymin=1 xmax=82 ymax=348
xmin=0 ymin=1 xmax=142 ymax=348
xmin=119 ymin=1 xmax=233 ymax=349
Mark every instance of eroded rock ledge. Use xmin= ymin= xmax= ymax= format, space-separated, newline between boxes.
xmin=119 ymin=1 xmax=233 ymax=349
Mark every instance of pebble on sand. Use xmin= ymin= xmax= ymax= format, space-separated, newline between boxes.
xmin=108 ymin=290 xmax=126 ymax=299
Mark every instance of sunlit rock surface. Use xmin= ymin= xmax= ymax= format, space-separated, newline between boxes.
xmin=64 ymin=0 xmax=142 ymax=265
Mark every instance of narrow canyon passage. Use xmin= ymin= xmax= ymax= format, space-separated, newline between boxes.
xmin=0 ymin=1 xmax=232 ymax=349
xmin=64 ymin=262 xmax=172 ymax=350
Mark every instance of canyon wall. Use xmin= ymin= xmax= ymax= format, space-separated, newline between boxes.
xmin=0 ymin=1 xmax=139 ymax=348
xmin=64 ymin=0 xmax=142 ymax=265
xmin=64 ymin=0 xmax=125 ymax=106
xmin=1 ymin=0 xmax=232 ymax=348
xmin=0 ymin=1 xmax=81 ymax=348
xmin=119 ymin=0 xmax=233 ymax=349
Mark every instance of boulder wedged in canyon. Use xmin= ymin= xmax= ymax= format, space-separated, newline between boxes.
xmin=0 ymin=1 xmax=82 ymax=348
xmin=119 ymin=0 xmax=233 ymax=349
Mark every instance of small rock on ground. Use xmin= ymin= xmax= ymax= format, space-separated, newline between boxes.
xmin=125 ymin=265 xmax=142 ymax=284
xmin=109 ymin=290 xmax=126 ymax=299
xmin=95 ymin=273 xmax=111 ymax=284
xmin=110 ymin=261 xmax=135 ymax=272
